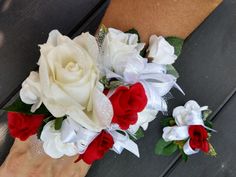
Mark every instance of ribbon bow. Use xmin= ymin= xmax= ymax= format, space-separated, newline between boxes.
xmin=105 ymin=56 xmax=184 ymax=112
xmin=107 ymin=124 xmax=140 ymax=157
xmin=61 ymin=118 xmax=139 ymax=157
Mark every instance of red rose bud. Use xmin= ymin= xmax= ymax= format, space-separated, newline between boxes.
xmin=75 ymin=131 xmax=114 ymax=164
xmin=188 ymin=125 xmax=210 ymax=153
xmin=7 ymin=112 xmax=45 ymax=141
xmin=109 ymin=82 xmax=147 ymax=130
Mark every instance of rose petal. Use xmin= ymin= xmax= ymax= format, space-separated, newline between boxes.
xmin=162 ymin=126 xmax=189 ymax=141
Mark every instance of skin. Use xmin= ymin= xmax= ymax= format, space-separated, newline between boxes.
xmin=0 ymin=136 xmax=90 ymax=177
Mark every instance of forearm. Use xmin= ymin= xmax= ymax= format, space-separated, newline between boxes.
xmin=0 ymin=136 xmax=90 ymax=177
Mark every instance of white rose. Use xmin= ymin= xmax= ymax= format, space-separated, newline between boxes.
xmin=20 ymin=71 xmax=42 ymax=112
xmin=40 ymin=120 xmax=78 ymax=158
xmin=147 ymin=35 xmax=177 ymax=65
xmin=100 ymin=28 xmax=145 ymax=71
xmin=38 ymin=30 xmax=113 ymax=131
xmin=172 ymin=100 xmax=204 ymax=126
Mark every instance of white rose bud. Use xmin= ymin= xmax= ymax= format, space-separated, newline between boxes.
xmin=100 ymin=28 xmax=145 ymax=71
xmin=147 ymin=35 xmax=177 ymax=65
xmin=20 ymin=71 xmax=42 ymax=112
xmin=40 ymin=120 xmax=78 ymax=158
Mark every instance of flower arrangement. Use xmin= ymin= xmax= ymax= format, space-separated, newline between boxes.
xmin=4 ymin=26 xmax=184 ymax=164
xmin=155 ymin=100 xmax=216 ymax=161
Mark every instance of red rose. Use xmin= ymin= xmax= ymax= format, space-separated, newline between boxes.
xmin=189 ymin=125 xmax=209 ymax=153
xmin=8 ymin=112 xmax=45 ymax=141
xmin=75 ymin=131 xmax=114 ymax=164
xmin=109 ymin=82 xmax=147 ymax=130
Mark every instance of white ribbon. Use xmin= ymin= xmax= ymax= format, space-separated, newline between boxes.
xmin=183 ymin=139 xmax=199 ymax=155
xmin=109 ymin=130 xmax=140 ymax=157
xmin=106 ymin=124 xmax=140 ymax=157
xmin=104 ymin=57 xmax=183 ymax=112
xmin=61 ymin=118 xmax=99 ymax=154
xmin=162 ymin=126 xmax=189 ymax=142
xmin=61 ymin=119 xmax=139 ymax=157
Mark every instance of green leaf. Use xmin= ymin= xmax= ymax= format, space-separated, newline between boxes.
xmin=3 ymin=98 xmax=50 ymax=115
xmin=54 ymin=117 xmax=64 ymax=130
xmin=37 ymin=123 xmax=44 ymax=139
xmin=134 ymin=128 xmax=144 ymax=140
xmin=165 ymin=37 xmax=184 ymax=57
xmin=139 ymin=47 xmax=146 ymax=57
xmin=207 ymin=143 xmax=217 ymax=157
xmin=99 ymin=76 xmax=110 ymax=89
xmin=204 ymin=120 xmax=213 ymax=133
xmin=180 ymin=149 xmax=188 ymax=162
xmin=160 ymin=117 xmax=176 ymax=127
xmin=174 ymin=140 xmax=186 ymax=149
xmin=125 ymin=28 xmax=141 ymax=42
xmin=204 ymin=120 xmax=213 ymax=129
xmin=109 ymin=80 xmax=124 ymax=89
xmin=116 ymin=130 xmax=126 ymax=136
xmin=202 ymin=109 xmax=212 ymax=121
xmin=202 ymin=109 xmax=213 ymax=132
xmin=128 ymin=128 xmax=144 ymax=141
xmin=100 ymin=77 xmax=124 ymax=90
xmin=43 ymin=116 xmax=53 ymax=123
xmin=166 ymin=65 xmax=180 ymax=78
xmin=155 ymin=138 xmax=178 ymax=156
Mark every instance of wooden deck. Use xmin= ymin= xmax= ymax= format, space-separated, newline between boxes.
xmin=0 ymin=0 xmax=236 ymax=176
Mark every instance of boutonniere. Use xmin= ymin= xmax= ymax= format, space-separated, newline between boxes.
xmin=155 ymin=100 xmax=216 ymax=161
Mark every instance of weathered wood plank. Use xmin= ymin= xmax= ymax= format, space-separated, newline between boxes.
xmin=0 ymin=94 xmax=20 ymax=164
xmin=86 ymin=0 xmax=236 ymax=176
xmin=0 ymin=113 xmax=14 ymax=165
xmin=0 ymin=0 xmax=103 ymax=107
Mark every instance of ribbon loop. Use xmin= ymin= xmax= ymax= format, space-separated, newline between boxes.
xmin=61 ymin=118 xmax=99 ymax=154
xmin=183 ymin=139 xmax=199 ymax=155
xmin=109 ymin=130 xmax=140 ymax=157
